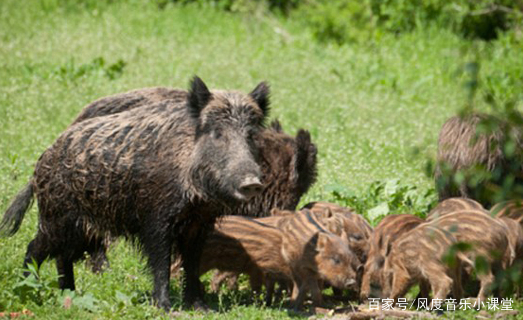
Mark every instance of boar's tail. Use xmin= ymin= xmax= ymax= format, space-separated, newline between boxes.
xmin=0 ymin=181 xmax=34 ymax=237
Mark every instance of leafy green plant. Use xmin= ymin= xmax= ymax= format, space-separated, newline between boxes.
xmin=324 ymin=179 xmax=437 ymax=225
xmin=13 ymin=260 xmax=60 ymax=306
xmin=61 ymin=290 xmax=100 ymax=312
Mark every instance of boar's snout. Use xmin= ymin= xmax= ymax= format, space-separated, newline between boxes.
xmin=234 ymin=175 xmax=263 ymax=201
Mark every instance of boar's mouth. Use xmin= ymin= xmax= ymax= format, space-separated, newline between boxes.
xmin=232 ymin=176 xmax=263 ymax=201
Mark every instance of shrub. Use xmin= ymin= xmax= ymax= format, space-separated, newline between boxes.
xmin=324 ymin=179 xmax=437 ymax=225
xmin=298 ymin=0 xmax=523 ymax=43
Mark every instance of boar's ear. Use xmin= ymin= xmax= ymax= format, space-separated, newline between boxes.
xmin=270 ymin=208 xmax=280 ymax=216
xmin=250 ymin=82 xmax=270 ymax=117
xmin=188 ymin=76 xmax=212 ymax=119
xmin=323 ymin=218 xmax=340 ymax=235
xmin=291 ymin=129 xmax=318 ymax=193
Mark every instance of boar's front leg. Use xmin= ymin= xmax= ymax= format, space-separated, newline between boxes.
xmin=179 ymin=216 xmax=215 ymax=309
xmin=141 ymin=212 xmax=175 ymax=311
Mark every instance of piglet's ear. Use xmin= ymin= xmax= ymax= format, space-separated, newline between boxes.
xmin=340 ymin=230 xmax=349 ymax=243
xmin=357 ymin=264 xmax=364 ymax=280
xmin=188 ymin=76 xmax=212 ymax=119
xmin=250 ymin=82 xmax=270 ymax=117
xmin=316 ymin=232 xmax=329 ymax=251
xmin=324 ymin=208 xmax=333 ymax=218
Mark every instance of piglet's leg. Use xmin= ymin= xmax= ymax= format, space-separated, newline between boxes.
xmin=309 ymin=279 xmax=323 ymax=307
xmin=389 ymin=267 xmax=410 ymax=303
xmin=429 ymin=274 xmax=452 ymax=309
xmin=477 ymin=271 xmax=494 ymax=303
xmin=290 ymin=279 xmax=307 ymax=310
xmin=264 ymin=276 xmax=275 ymax=306
xmin=450 ymin=262 xmax=463 ymax=300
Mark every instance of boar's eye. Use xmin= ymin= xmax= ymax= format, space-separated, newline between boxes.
xmin=331 ymin=256 xmax=341 ymax=265
xmin=211 ymin=130 xmax=222 ymax=140
xmin=247 ymin=128 xmax=259 ymax=138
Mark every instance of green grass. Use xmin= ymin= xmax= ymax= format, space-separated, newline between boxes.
xmin=1 ymin=0 xmax=522 ymax=318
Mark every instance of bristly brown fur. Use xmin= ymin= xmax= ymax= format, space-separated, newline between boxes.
xmin=491 ymin=199 xmax=523 ymax=224
xmin=425 ymin=211 xmax=511 ymax=302
xmin=196 ymin=215 xmax=291 ymax=306
xmin=360 ymin=214 xmax=424 ymax=300
xmin=381 ymin=224 xmax=462 ymax=308
xmin=0 ymin=182 xmax=34 ymax=236
xmin=200 ymin=209 xmax=361 ymax=309
xmin=209 ymin=203 xmax=369 ymax=299
xmin=262 ymin=209 xmax=362 ymax=309
xmin=426 ymin=197 xmax=486 ymax=221
xmin=492 ymin=200 xmax=523 ymax=266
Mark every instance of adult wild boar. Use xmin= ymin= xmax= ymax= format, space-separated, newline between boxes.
xmin=42 ymin=84 xmax=319 ymax=298
xmin=434 ymin=113 xmax=523 ymax=208
xmin=0 ymin=77 xmax=271 ymax=310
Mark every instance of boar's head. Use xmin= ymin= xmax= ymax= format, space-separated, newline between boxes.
xmin=187 ymin=76 xmax=270 ymax=203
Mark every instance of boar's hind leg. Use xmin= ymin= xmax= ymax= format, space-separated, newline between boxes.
xmin=23 ymin=233 xmax=51 ymax=277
